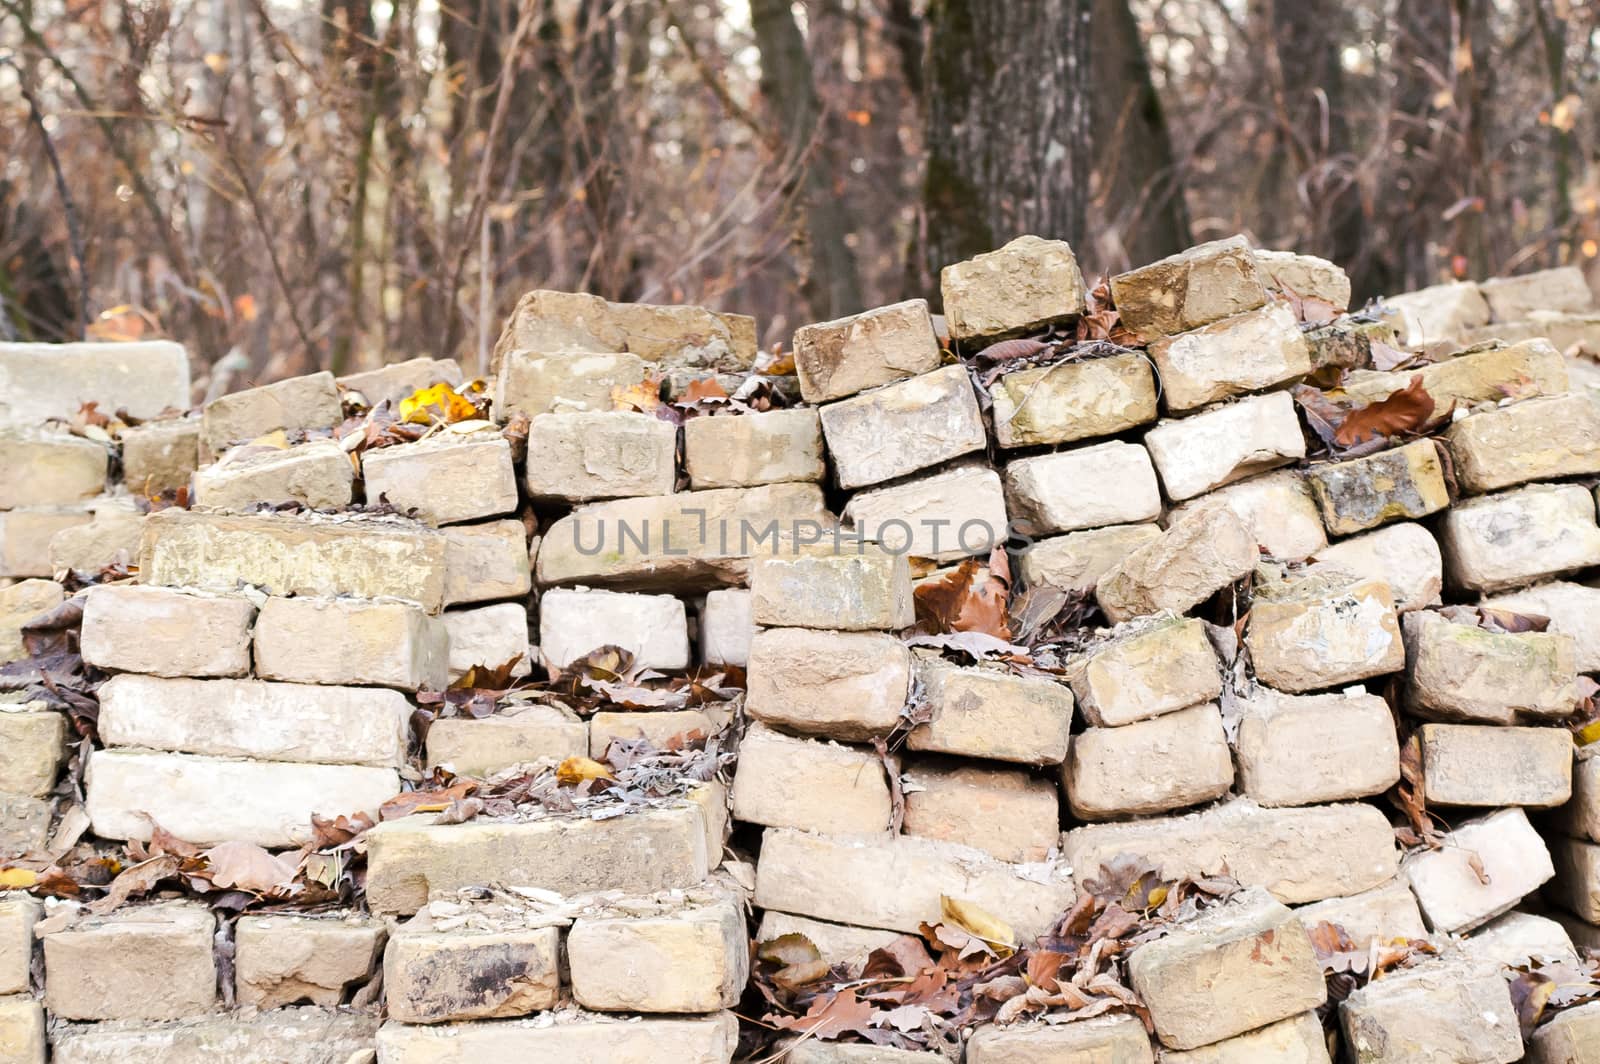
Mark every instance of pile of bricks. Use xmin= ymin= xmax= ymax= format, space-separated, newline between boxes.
xmin=3 ymin=235 xmax=1600 ymax=1061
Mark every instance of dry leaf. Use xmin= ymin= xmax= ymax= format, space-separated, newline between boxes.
xmin=0 ymin=868 xmax=37 ymax=889
xmin=1334 ymin=375 xmax=1437 ymax=447
xmin=399 ymin=381 xmax=482 ymax=425
xmin=556 ymin=756 xmax=615 ymax=784
xmin=202 ymin=841 xmax=299 ymax=893
xmin=939 ymin=895 xmax=1016 ymax=956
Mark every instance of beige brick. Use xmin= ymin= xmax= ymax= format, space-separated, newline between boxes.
xmin=120 ymin=418 xmax=199 ymax=496
xmin=590 ymin=708 xmax=727 ymax=758
xmin=1561 ymin=752 xmax=1600 ymax=844
xmin=443 ymin=518 xmax=530 ymax=606
xmin=49 ymin=1008 xmax=379 ymax=1063
xmin=1129 ymin=888 xmax=1325 ymax=1051
xmin=684 ymin=408 xmax=823 ymax=488
xmin=535 ymin=483 xmax=829 ymax=590
xmin=254 ymin=596 xmax=447 ymax=690
xmin=990 ymin=351 xmax=1157 ymax=448
xmin=967 ymin=1014 xmax=1154 ymax=1063
xmin=1479 ymin=265 xmax=1593 ymax=321
xmin=820 ymin=366 xmax=986 ymax=489
xmin=747 ymin=628 xmax=910 ymax=741
xmin=784 ymin=1042 xmax=947 ymax=1064
xmin=1338 ymin=338 xmax=1567 ymax=407
xmin=1305 ymin=317 xmax=1400 ymax=373
xmin=46 ymin=503 xmax=142 ymax=574
xmin=0 ymin=340 xmax=190 ymax=428
xmin=363 ymin=433 xmax=518 ymax=526
xmin=199 ymin=371 xmax=341 ymax=461
xmin=1246 ymin=572 xmax=1403 ymax=693
xmin=494 ymin=350 xmax=648 ymax=419
xmin=699 ymin=588 xmax=751 ymax=666
xmin=384 ymin=917 xmax=560 ymax=1023
xmin=1069 ymin=617 xmax=1220 ymax=728
xmin=1097 ymin=506 xmax=1258 ymax=623
xmin=908 ymin=655 xmax=1073 ymax=765
xmin=1381 ymin=280 xmax=1490 ymax=344
xmin=842 ymin=463 xmax=1009 ymax=562
xmin=538 ymin=587 xmax=688 ymax=672
xmin=1110 ymin=235 xmax=1267 ymax=341
xmin=1403 ymin=609 xmax=1578 ymax=723
xmin=0 ymin=896 xmax=39 ymax=995
xmin=1004 ymin=441 xmax=1162 ymax=535
xmin=755 ymin=911 xmax=901 ymax=972
xmin=1405 ymin=807 xmax=1554 ymax=932
xmin=1293 ymin=879 xmax=1428 ymax=946
xmin=1484 ymin=581 xmax=1600 ymax=672
xmin=85 ymin=749 xmax=398 ymax=849
xmin=192 ymin=438 xmax=353 ymax=511
xmin=1462 ymin=911 xmax=1579 ymax=968
xmin=0 ymin=702 xmax=66 ymax=798
xmin=1065 ymin=799 xmax=1399 ymax=905
xmin=732 ymin=723 xmax=890 ymax=835
xmin=97 ymin=674 xmax=409 ymax=768
xmin=80 ymin=584 xmax=254 ymax=678
xmin=43 ymin=902 xmax=216 ymax=1021
xmin=1067 ymin=703 xmax=1231 ymax=820
xmin=1528 ymin=999 xmax=1600 ymax=1064
xmin=1150 ymin=303 xmax=1313 ymax=413
xmin=755 ymin=828 xmax=1074 ymax=938
xmin=1234 ymin=689 xmax=1400 ymax=806
xmin=941 ymin=235 xmax=1088 ymax=345
xmin=901 ymin=760 xmax=1059 ymax=863
xmin=568 ymin=896 xmax=747 ymax=1013
xmin=337 ymin=356 xmax=461 ymax=407
xmin=443 ymin=602 xmax=531 ymax=681
xmin=1168 ymin=470 xmax=1327 ymax=562
xmin=1019 ymin=524 xmax=1163 ymax=594
xmin=139 ymin=509 xmax=447 ymax=610
xmin=1147 ymin=392 xmax=1302 ymax=500
xmin=524 ymin=410 xmax=676 ymax=502
xmin=493 ymin=290 xmax=754 ymax=372
xmin=1255 ymin=248 xmax=1352 ymax=309
xmin=374 ymin=1012 xmax=739 ymax=1063
xmin=0 ymin=430 xmax=106 ymax=509
xmin=1338 ymin=956 xmax=1520 ymax=1064
xmin=1311 ymin=521 xmax=1442 ymax=612
xmin=0 ymin=508 xmax=91 ymax=577
xmin=1549 ymin=836 xmax=1600 ymax=924
xmin=234 ymin=912 xmax=383 ymax=1009
xmin=425 ymin=705 xmax=587 ymax=775
xmin=0 ymin=579 xmax=62 ymax=663
xmin=750 ymin=543 xmax=913 ymax=630
xmin=1163 ymin=1014 xmax=1333 ymax=1064
xmin=1307 ymin=439 xmax=1451 ymax=536
xmin=365 ymin=800 xmax=713 ymax=914
xmin=1448 ymin=394 xmax=1600 ymax=493
xmin=1420 ymin=723 xmax=1571 ymax=807
xmin=793 ymin=299 xmax=942 ymax=402
xmin=0 ymin=795 xmax=51 ymax=857
xmin=0 ymin=995 xmax=42 ymax=1064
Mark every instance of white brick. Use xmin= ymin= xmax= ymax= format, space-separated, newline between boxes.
xmin=42 ymin=902 xmax=215 ymax=1021
xmin=1294 ymin=879 xmax=1428 ymax=946
xmin=567 ymin=897 xmax=748 ymax=1013
xmin=1419 ymin=723 xmax=1572 ymax=807
xmin=80 ymin=585 xmax=254 ymax=678
xmin=683 ymin=409 xmax=824 ymax=488
xmin=989 ymin=351 xmax=1157 ymax=448
xmin=443 ymin=603 xmax=531 ymax=681
xmin=731 ymin=723 xmax=891 ymax=836
xmin=1019 ymin=524 xmax=1162 ymax=594
xmin=538 ymin=587 xmax=688 ymax=672
xmin=1234 ymin=689 xmax=1400 ymax=806
xmin=1311 ymin=521 xmax=1442 ymax=612
xmin=1143 ymin=390 xmax=1305 ymax=502
xmin=524 ymin=410 xmax=677 ymax=501
xmin=363 ymin=433 xmax=519 ymax=526
xmin=1338 ymin=956 xmax=1520 ymax=1064
xmin=699 ymin=589 xmax=751 ymax=666
xmin=443 ymin=518 xmax=531 ymax=606
xmin=1003 ymin=441 xmax=1161 ymax=535
xmin=909 ymin=655 xmax=1073 ymax=764
xmin=793 ymin=299 xmax=942 ymax=402
xmin=1404 ymin=807 xmax=1554 ymax=932
xmin=1069 ymin=617 xmax=1221 ymax=727
xmin=748 ymin=628 xmax=911 ymax=741
xmin=843 ymin=463 xmax=1009 ymax=562
xmin=1483 ymin=580 xmax=1600 ymax=673
xmin=0 ymin=341 xmax=190 ymax=427
xmin=819 ymin=366 xmax=986 ymax=489
xmin=254 ymin=596 xmax=448 ymax=691
xmin=191 ymin=438 xmax=354 ymax=511
xmin=1167 ymin=470 xmax=1326 ymax=561
xmin=749 ymin=544 xmax=913 ymax=630
xmin=1440 ymin=483 xmax=1600 ymax=593
xmin=373 ymin=1013 xmax=739 ymax=1063
xmin=424 ymin=706 xmax=587 ymax=776
xmin=1148 ymin=303 xmax=1312 ymax=412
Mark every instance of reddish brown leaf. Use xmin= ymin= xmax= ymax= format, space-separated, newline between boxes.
xmin=769 ymin=988 xmax=877 ymax=1040
xmin=1333 ymin=375 xmax=1437 ymax=447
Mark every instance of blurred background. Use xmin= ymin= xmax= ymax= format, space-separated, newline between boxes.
xmin=0 ymin=0 xmax=1596 ymax=383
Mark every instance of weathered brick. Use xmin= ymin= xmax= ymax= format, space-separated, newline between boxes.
xmin=1160 ymin=1011 xmax=1330 ymax=1064
xmin=43 ymin=902 xmax=216 ymax=1021
xmin=1068 ymin=617 xmax=1221 ymax=727
xmin=0 ymin=994 xmax=42 ymax=1064
xmin=255 ymin=596 xmax=448 ymax=691
xmin=0 ymin=579 xmax=62 ymax=663
xmin=747 ymin=628 xmax=910 ymax=740
xmin=589 ymin=707 xmax=729 ymax=757
xmin=901 ymin=760 xmax=1059 ymax=863
xmin=374 ymin=1012 xmax=740 ymax=1062
xmin=1255 ymin=248 xmax=1352 ymax=309
xmin=337 ymin=356 xmax=461 ymax=407
xmin=819 ymin=366 xmax=986 ymax=489
xmin=1462 ymin=911 xmax=1579 ymax=969
xmin=1338 ymin=956 xmax=1521 ymax=1064
xmin=1305 ymin=316 xmax=1400 ymax=373
xmin=524 ymin=410 xmax=676 ymax=502
xmin=842 ymin=463 xmax=1009 ymax=562
xmin=1146 ymin=388 xmax=1306 ymax=503
xmin=46 ymin=503 xmax=143 ymax=575
xmin=494 ymin=289 xmax=755 ymax=372
xmin=731 ymin=723 xmax=891 ymax=836
xmin=908 ymin=655 xmax=1073 ymax=765
xmin=1110 ymin=235 xmax=1268 ymax=341
xmin=1381 ymin=280 xmax=1491 ymax=345
xmin=443 ymin=518 xmax=530 ymax=606
xmin=683 ymin=409 xmax=824 ymax=488
xmin=538 ymin=587 xmax=688 ymax=671
xmin=1307 ymin=439 xmax=1451 ymax=536
xmin=49 ymin=1009 xmax=381 ymax=1064
xmin=783 ymin=1041 xmax=947 ymax=1064
xmin=0 ymin=702 xmax=66 ymax=798
xmin=1234 ymin=689 xmax=1400 ymax=806
xmin=199 ymin=371 xmax=341 ymax=460
xmin=1479 ymin=266 xmax=1593 ymax=321
xmin=424 ymin=705 xmax=587 ymax=775
xmin=80 ymin=584 xmax=254 ymax=678
xmin=1018 ymin=524 xmax=1163 ymax=594
xmin=1067 ymin=702 xmax=1232 ymax=820
xmin=1447 ymin=394 xmax=1600 ymax=493
xmin=1549 ymin=836 xmax=1600 ymax=924
xmin=699 ymin=588 xmax=752 ymax=666
xmin=793 ymin=299 xmax=942 ymax=402
xmin=191 ymin=438 xmax=354 ymax=511
xmin=119 ymin=418 xmax=200 ymax=496
xmin=1311 ymin=521 xmax=1442 ymax=612
xmin=1293 ymin=878 xmax=1428 ymax=946
xmin=941 ymin=235 xmax=1088 ymax=344
xmin=750 ymin=543 xmax=913 ymax=630
xmin=0 ymin=340 xmax=190 ymax=427
xmin=755 ymin=911 xmax=901 ymax=972
xmin=363 ymin=433 xmax=519 ymax=526
xmin=1096 ymin=506 xmax=1258 ymax=623
xmin=0 ymin=795 xmax=51 ymax=858
xmin=1404 ymin=807 xmax=1554 ymax=932
xmin=0 ymin=895 xmax=39 ymax=995
xmin=443 ymin=602 xmax=531 ymax=681
xmin=234 ymin=912 xmax=384 ymax=1009
xmin=384 ymin=916 xmax=560 ymax=1023
xmin=1337 ymin=338 xmax=1567 ymax=408
xmin=966 ymin=1014 xmax=1154 ymax=1063
xmin=1484 ymin=581 xmax=1600 ymax=672
xmin=568 ymin=896 xmax=748 ymax=1013
xmin=989 ymin=351 xmax=1157 ymax=448
xmin=1167 ymin=470 xmax=1327 ymax=562
xmin=0 ymin=508 xmax=91 ymax=577
xmin=1403 ymin=609 xmax=1577 ymax=723
xmin=1245 ymin=571 xmax=1403 ymax=693
xmin=1559 ymin=751 xmax=1600 ymax=844
xmin=494 ymin=350 xmax=649 ymax=419
xmin=1003 ymin=441 xmax=1162 ymax=535
xmin=1419 ymin=723 xmax=1571 ymax=807
xmin=1528 ymin=999 xmax=1600 ymax=1064
xmin=1149 ymin=303 xmax=1313 ymax=412
xmin=0 ymin=430 xmax=107 ymax=509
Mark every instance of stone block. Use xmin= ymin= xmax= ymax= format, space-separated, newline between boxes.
xmin=1234 ymin=689 xmax=1400 ymax=806
xmin=1338 ymin=956 xmax=1521 ymax=1064
xmin=941 ymin=235 xmax=1088 ymax=344
xmin=374 ymin=1012 xmax=740 ymax=1063
xmin=1293 ymin=879 xmax=1428 ymax=946
xmin=0 ymin=995 xmax=42 ymax=1064
xmin=1462 ymin=911 xmax=1579 ymax=968
xmin=1311 ymin=521 xmax=1442 ymax=612
xmin=990 ymin=351 xmax=1157 ymax=448
xmin=1307 ymin=439 xmax=1451 ymax=536
xmin=784 ymin=1042 xmax=947 ymax=1064
xmin=1144 ymin=391 xmax=1306 ymax=502
xmin=1129 ymin=888 xmax=1325 ymax=1050
xmin=85 ymin=749 xmax=398 ymax=848
xmin=192 ymin=438 xmax=354 ymax=511
xmin=1448 ymin=393 xmax=1600 ymax=494
xmin=1065 ymin=799 xmax=1399 ymax=905
xmin=0 ymin=795 xmax=51 ymax=858
xmin=494 ymin=350 xmax=649 ymax=419
xmin=337 ymin=356 xmax=462 ymax=407
xmin=1479 ymin=266 xmax=1593 ymax=321
xmin=535 ymin=482 xmax=829 ymax=590
xmin=966 ymin=1014 xmax=1154 ymax=1063
xmin=0 ymin=508 xmax=90 ymax=577
xmin=843 ymin=463 xmax=1008 ymax=562
xmin=750 ymin=543 xmax=913 ymax=631
xmin=1167 ymin=470 xmax=1327 ymax=561
xmin=747 ymin=628 xmax=910 ymax=741
xmin=1484 ymin=581 xmax=1600 ymax=672
xmin=684 ymin=408 xmax=824 ymax=488
xmin=80 ymin=584 xmax=254 ymax=678
xmin=1255 ymin=248 xmax=1352 ymax=309
xmin=1561 ymin=752 xmax=1600 ymax=844
xmin=443 ymin=518 xmax=530 ymax=606
xmin=1069 ymin=617 xmax=1220 ymax=728
xmin=523 ymin=410 xmax=676 ymax=502
xmin=589 ymin=707 xmax=728 ymax=757
xmin=1304 ymin=316 xmax=1400 ymax=373
xmin=363 ymin=433 xmax=518 ymax=526
xmin=254 ymin=596 xmax=448 ymax=691
xmin=908 ymin=654 xmax=1073 ymax=764
xmin=1003 ymin=441 xmax=1161 ymax=535
xmin=754 ymin=828 xmax=1074 ymax=938
xmin=1420 ymin=723 xmax=1571 ymax=807
xmin=494 ymin=289 xmax=755 ymax=372
xmin=424 ymin=705 xmax=587 ymax=775
xmin=365 ymin=800 xmax=713 ymax=914
xmin=97 ymin=674 xmax=410 ymax=768
xmin=1404 ymin=807 xmax=1554 ymax=932
xmin=1382 ymin=280 xmax=1491 ymax=345
xmin=1549 ymin=836 xmax=1600 ymax=924
xmin=0 ymin=896 xmax=39 ymax=996
xmin=1149 ymin=303 xmax=1312 ymax=412
xmin=42 ymin=902 xmax=216 ymax=1021
xmin=120 ymin=418 xmax=200 ymax=496
xmin=755 ymin=911 xmax=901 ymax=973
xmin=1245 ymin=571 xmax=1403 ymax=693
xmin=1067 ymin=702 xmax=1232 ymax=820
xmin=0 ymin=430 xmax=106 ymax=509
xmin=1337 ymin=338 xmax=1568 ymax=408
xmin=1160 ymin=1013 xmax=1331 ymax=1063
xmin=199 ymin=371 xmax=341 ymax=461
xmin=0 ymin=702 xmax=65 ymax=798
xmin=1527 ymin=1000 xmax=1600 ymax=1064
xmin=538 ymin=587 xmax=688 ymax=672
xmin=819 ymin=366 xmax=986 ymax=489
xmin=792 ymin=299 xmax=942 ymax=402
xmin=45 ymin=503 xmax=141 ymax=574
xmin=234 ymin=912 xmax=384 ymax=1009
xmin=568 ymin=896 xmax=747 ymax=1013
xmin=731 ymin=723 xmax=891 ymax=836
xmin=901 ymin=760 xmax=1059 ymax=863
xmin=1096 ymin=506 xmax=1258 ymax=623
xmin=1110 ymin=235 xmax=1268 ymax=341
xmin=1403 ymin=609 xmax=1578 ymax=723
xmin=443 ymin=602 xmax=530 ymax=681
xmin=50 ymin=1008 xmax=378 ymax=1064
xmin=699 ymin=588 xmax=751 ymax=666
xmin=1018 ymin=524 xmax=1163 ymax=594
xmin=139 ymin=509 xmax=447 ymax=610
xmin=384 ymin=918 xmax=561 ymax=1023
xmin=0 ymin=340 xmax=190 ymax=427
xmin=0 ymin=579 xmax=61 ymax=663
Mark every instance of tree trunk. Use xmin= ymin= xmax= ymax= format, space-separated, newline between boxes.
xmin=922 ymin=0 xmax=1092 ymax=303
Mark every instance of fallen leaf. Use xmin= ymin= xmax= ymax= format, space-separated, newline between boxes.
xmin=202 ymin=841 xmax=299 ymax=893
xmin=556 ymin=756 xmax=615 ymax=785
xmin=940 ymin=895 xmax=1016 ymax=956
xmin=398 ymin=381 xmax=482 ymax=425
xmin=0 ymin=868 xmax=37 ymax=889
xmin=1333 ymin=375 xmax=1437 ymax=446
xmin=611 ymin=377 xmax=663 ymax=413
xmin=681 ymin=377 xmax=729 ymax=402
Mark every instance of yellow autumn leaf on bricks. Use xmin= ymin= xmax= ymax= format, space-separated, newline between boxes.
xmin=940 ymin=895 xmax=1016 ymax=954
xmin=556 ymin=756 xmax=615 ymax=784
xmin=248 ymin=429 xmax=290 ymax=450
xmin=611 ymin=377 xmax=662 ymax=413
xmin=399 ymin=382 xmax=479 ymax=425
xmin=0 ymin=868 xmax=38 ymax=889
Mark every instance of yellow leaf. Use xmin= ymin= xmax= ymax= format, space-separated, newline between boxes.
xmin=86 ymin=305 xmax=161 ymax=343
xmin=248 ymin=429 xmax=289 ymax=450
xmin=0 ymin=868 xmax=38 ymax=889
xmin=399 ymin=382 xmax=479 ymax=425
xmin=610 ymin=377 xmax=662 ymax=413
xmin=940 ymin=895 xmax=1016 ymax=955
xmin=1146 ymin=884 xmax=1169 ymax=909
xmin=234 ymin=294 xmax=258 ymax=323
xmin=203 ymin=52 xmax=229 ymax=74
xmin=1575 ymin=718 xmax=1600 ymax=746
xmin=556 ymin=756 xmax=615 ymax=785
